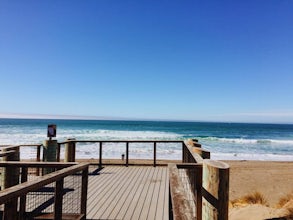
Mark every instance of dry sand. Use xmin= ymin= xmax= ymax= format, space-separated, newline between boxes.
xmin=225 ymin=160 xmax=293 ymax=220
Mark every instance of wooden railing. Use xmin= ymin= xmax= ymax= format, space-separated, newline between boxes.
xmin=0 ymin=144 xmax=42 ymax=162
xmin=1 ymin=138 xmax=229 ymax=219
xmin=0 ymin=162 xmax=89 ymax=220
xmin=170 ymin=139 xmax=229 ymax=220
xmin=2 ymin=140 xmax=184 ymax=167
xmin=58 ymin=139 xmax=184 ymax=167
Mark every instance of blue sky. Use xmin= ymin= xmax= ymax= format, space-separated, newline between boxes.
xmin=0 ymin=0 xmax=293 ymax=123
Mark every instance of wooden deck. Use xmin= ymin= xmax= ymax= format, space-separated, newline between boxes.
xmin=87 ymin=166 xmax=169 ymax=220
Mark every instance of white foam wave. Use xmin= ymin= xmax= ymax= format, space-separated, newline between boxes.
xmin=200 ymin=137 xmax=293 ymax=145
xmin=0 ymin=129 xmax=182 ymax=145
xmin=16 ymin=141 xmax=293 ymax=161
xmin=56 ymin=130 xmax=182 ymax=141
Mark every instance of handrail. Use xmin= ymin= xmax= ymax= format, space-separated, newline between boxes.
xmin=0 ymin=161 xmax=77 ymax=168
xmin=0 ymin=150 xmax=16 ymax=157
xmin=183 ymin=140 xmax=204 ymax=163
xmin=0 ymin=162 xmax=89 ymax=219
xmin=0 ymin=163 xmax=88 ymax=203
xmin=58 ymin=139 xmax=184 ymax=144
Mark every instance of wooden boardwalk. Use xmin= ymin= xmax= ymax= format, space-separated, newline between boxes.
xmin=87 ymin=166 xmax=169 ymax=220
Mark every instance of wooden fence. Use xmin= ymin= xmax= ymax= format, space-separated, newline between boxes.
xmin=169 ymin=139 xmax=229 ymax=220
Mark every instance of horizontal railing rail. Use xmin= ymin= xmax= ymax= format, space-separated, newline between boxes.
xmin=0 ymin=161 xmax=77 ymax=168
xmin=58 ymin=139 xmax=184 ymax=144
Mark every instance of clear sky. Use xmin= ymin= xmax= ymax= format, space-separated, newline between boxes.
xmin=0 ymin=0 xmax=293 ymax=123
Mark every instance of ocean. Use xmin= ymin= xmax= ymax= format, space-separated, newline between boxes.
xmin=0 ymin=118 xmax=293 ymax=161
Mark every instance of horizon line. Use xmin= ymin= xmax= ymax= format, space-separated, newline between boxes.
xmin=0 ymin=113 xmax=292 ymax=125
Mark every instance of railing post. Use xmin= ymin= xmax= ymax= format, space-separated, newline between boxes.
xmin=202 ymin=160 xmax=229 ymax=220
xmin=19 ymin=167 xmax=28 ymax=220
xmin=3 ymin=146 xmax=20 ymax=220
xmin=195 ymin=165 xmax=203 ymax=220
xmin=57 ymin=143 xmax=61 ymax=162
xmin=81 ymin=168 xmax=88 ymax=219
xmin=126 ymin=142 xmax=129 ymax=167
xmin=65 ymin=138 xmax=76 ymax=162
xmin=36 ymin=145 xmax=41 ymax=176
xmin=153 ymin=142 xmax=156 ymax=167
xmin=54 ymin=178 xmax=64 ymax=220
xmin=189 ymin=138 xmax=202 ymax=148
xmin=182 ymin=142 xmax=186 ymax=163
xmin=3 ymin=147 xmax=20 ymax=189
xmin=192 ymin=147 xmax=210 ymax=159
xmin=99 ymin=142 xmax=102 ymax=168
xmin=43 ymin=140 xmax=58 ymax=175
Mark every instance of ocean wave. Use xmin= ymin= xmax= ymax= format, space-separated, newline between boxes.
xmin=0 ymin=129 xmax=183 ymax=145
xmin=69 ymin=129 xmax=183 ymax=140
xmin=199 ymin=137 xmax=293 ymax=145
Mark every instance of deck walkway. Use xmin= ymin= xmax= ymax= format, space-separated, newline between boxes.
xmin=87 ymin=166 xmax=169 ymax=220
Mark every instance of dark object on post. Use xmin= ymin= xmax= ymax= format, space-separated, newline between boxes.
xmin=47 ymin=124 xmax=57 ymax=139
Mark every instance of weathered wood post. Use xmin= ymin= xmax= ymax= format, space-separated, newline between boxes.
xmin=64 ymin=138 xmax=76 ymax=162
xmin=81 ymin=167 xmax=89 ymax=218
xmin=187 ymin=138 xmax=202 ymax=147
xmin=154 ymin=142 xmax=157 ymax=167
xmin=43 ymin=140 xmax=57 ymax=175
xmin=192 ymin=147 xmax=211 ymax=159
xmin=99 ymin=142 xmax=102 ymax=168
xmin=202 ymin=160 xmax=229 ymax=220
xmin=36 ymin=144 xmax=41 ymax=176
xmin=2 ymin=146 xmax=20 ymax=220
xmin=126 ymin=142 xmax=129 ymax=167
xmin=3 ymin=146 xmax=20 ymax=189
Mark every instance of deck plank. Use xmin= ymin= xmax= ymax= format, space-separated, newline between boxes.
xmin=128 ymin=167 xmax=156 ymax=220
xmin=122 ymin=167 xmax=154 ymax=220
xmin=117 ymin=167 xmax=152 ymax=219
xmin=163 ymin=167 xmax=169 ymax=220
xmin=107 ymin=167 xmax=144 ymax=219
xmin=87 ymin=167 xmax=129 ymax=218
xmin=151 ymin=167 xmax=167 ymax=220
xmin=95 ymin=167 xmax=142 ymax=219
xmin=86 ymin=166 xmax=169 ymax=220
xmin=143 ymin=168 xmax=161 ymax=219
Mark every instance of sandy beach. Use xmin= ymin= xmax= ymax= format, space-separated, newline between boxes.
xmin=226 ymin=160 xmax=293 ymax=219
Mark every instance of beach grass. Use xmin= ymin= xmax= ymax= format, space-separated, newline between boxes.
xmin=277 ymin=192 xmax=293 ymax=208
xmin=231 ymin=191 xmax=268 ymax=207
